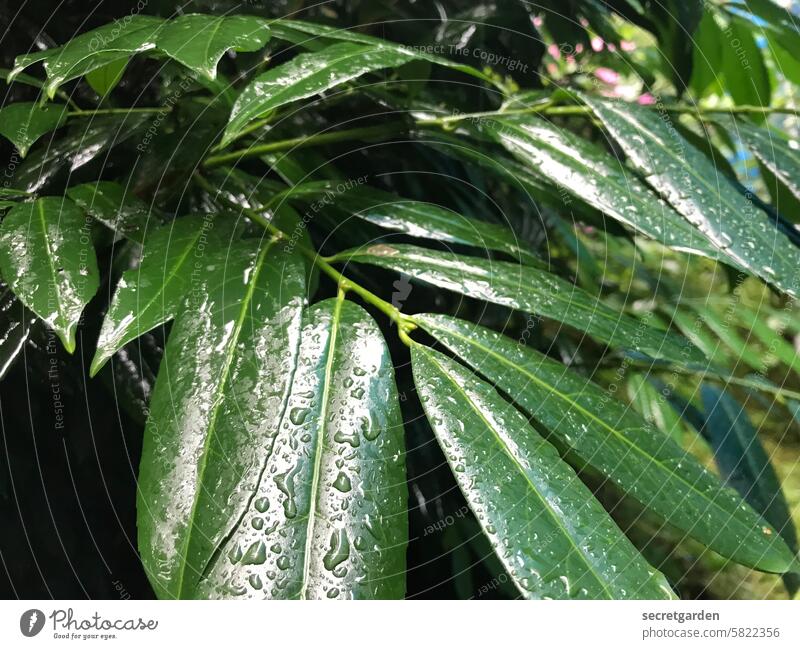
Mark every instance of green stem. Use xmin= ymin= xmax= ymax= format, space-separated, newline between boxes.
xmin=417 ymin=102 xmax=800 ymax=127
xmin=193 ymin=173 xmax=416 ymax=341
xmin=201 ymin=99 xmax=800 ymax=168
xmin=67 ymin=106 xmax=170 ymax=117
xmin=203 ymin=122 xmax=408 ymax=169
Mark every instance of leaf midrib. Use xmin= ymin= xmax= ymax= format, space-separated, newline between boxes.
xmin=495 ymin=119 xmax=709 ymax=247
xmin=419 ymin=347 xmax=615 ymax=599
xmin=36 ymin=200 xmax=67 ymax=335
xmin=351 ymin=247 xmax=665 ymax=348
xmin=421 ymin=318 xmax=777 ymax=547
xmin=175 ymin=240 xmax=274 ymax=598
xmin=299 ymin=295 xmax=344 ymax=599
xmin=602 ymin=103 xmax=798 ymax=277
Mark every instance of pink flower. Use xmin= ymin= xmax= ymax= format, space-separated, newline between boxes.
xmin=620 ymin=40 xmax=636 ymax=52
xmin=638 ymin=93 xmax=656 ymax=105
xmin=595 ymin=67 xmax=620 ymax=84
xmin=591 ymin=36 xmax=604 ymax=52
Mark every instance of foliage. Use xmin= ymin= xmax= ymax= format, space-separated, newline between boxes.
xmin=1 ymin=0 xmax=800 ymax=600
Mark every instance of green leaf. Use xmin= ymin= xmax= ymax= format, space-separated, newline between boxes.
xmin=724 ymin=117 xmax=800 ymax=203
xmin=337 ymin=243 xmax=704 ymax=364
xmin=221 ymin=42 xmax=416 ymax=146
xmin=690 ymin=10 xmax=724 ymax=97
xmin=0 ymin=283 xmax=36 ymax=379
xmin=0 ymin=102 xmax=67 ymax=157
xmin=411 ymin=344 xmax=675 ymax=600
xmin=721 ymin=15 xmax=771 ymax=107
xmin=138 ymin=241 xmax=305 ymax=598
xmin=11 ymin=113 xmax=149 ymax=193
xmin=479 ymin=116 xmax=719 ymax=258
xmin=282 ymin=182 xmax=543 ymax=266
xmin=198 ymin=297 xmax=405 ymax=599
xmin=90 ymin=215 xmax=225 ymax=376
xmin=734 ymin=305 xmax=800 ymax=372
xmin=0 ymin=197 xmax=99 ymax=352
xmin=683 ymin=301 xmax=767 ymax=372
xmin=270 ymin=19 xmax=497 ymax=87
xmin=700 ymin=385 xmax=799 ymax=577
xmin=582 ymin=95 xmax=800 ymax=298
xmin=731 ymin=0 xmax=800 ymax=62
xmin=66 ymin=181 xmax=158 ymax=243
xmin=85 ymin=57 xmax=128 ymax=96
xmin=156 ymin=14 xmax=271 ymax=80
xmin=8 ymin=49 xmax=54 ymax=82
xmin=11 ymin=15 xmax=164 ymax=98
xmin=413 ymin=314 xmax=796 ymax=573
xmin=626 ymin=374 xmax=684 ymax=442
xmin=663 ymin=306 xmax=732 ymax=368
xmin=139 ymin=270 xmax=406 ymax=598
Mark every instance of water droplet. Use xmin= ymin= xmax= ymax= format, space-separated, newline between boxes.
xmin=333 ymin=471 xmax=352 ymax=493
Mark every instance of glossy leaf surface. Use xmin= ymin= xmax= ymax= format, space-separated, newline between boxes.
xmin=90 ymin=215 xmax=224 ymax=376
xmin=194 ymin=297 xmax=407 ymax=599
xmin=11 ymin=114 xmax=148 ymax=193
xmin=222 ymin=42 xmax=416 ymax=146
xmin=138 ymin=241 xmax=307 ymax=598
xmin=12 ymin=15 xmax=164 ymax=98
xmin=270 ymin=19 xmax=496 ymax=86
xmin=0 ymin=102 xmax=67 ymax=157
xmin=414 ymin=314 xmax=796 ymax=573
xmin=583 ymin=96 xmax=800 ymax=298
xmin=283 ymin=182 xmax=542 ymax=265
xmin=67 ymin=181 xmax=157 ymax=243
xmin=0 ymin=197 xmax=98 ymax=352
xmin=0 ymin=284 xmax=36 ymax=379
xmin=85 ymin=57 xmax=128 ymax=96
xmin=726 ymin=118 xmax=800 ymax=203
xmin=481 ymin=116 xmax=719 ymax=258
xmin=339 ymin=243 xmax=704 ymax=364
xmin=156 ymin=14 xmax=271 ymax=80
xmin=412 ymin=344 xmax=675 ymax=599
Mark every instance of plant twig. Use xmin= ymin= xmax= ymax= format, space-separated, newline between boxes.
xmin=193 ymin=172 xmax=417 ymax=342
xmin=202 ymin=122 xmax=408 ymax=168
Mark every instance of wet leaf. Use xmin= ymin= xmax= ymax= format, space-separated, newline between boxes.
xmin=0 ymin=283 xmax=36 ymax=379
xmin=67 ymin=181 xmax=159 ymax=243
xmin=156 ymin=14 xmax=271 ymax=80
xmin=270 ymin=19 xmax=496 ymax=86
xmin=411 ymin=344 xmax=676 ymax=599
xmin=0 ymin=102 xmax=67 ymax=157
xmin=0 ymin=197 xmax=98 ymax=352
xmin=90 ymin=215 xmax=225 ymax=376
xmin=195 ymin=297 xmax=406 ymax=599
xmin=413 ymin=314 xmax=796 ymax=573
xmin=10 ymin=113 xmax=148 ymax=193
xmin=723 ymin=117 xmax=800 ymax=203
xmin=221 ymin=42 xmax=416 ymax=146
xmin=137 ymin=240 xmax=307 ymax=598
xmin=11 ymin=15 xmax=164 ymax=98
xmin=480 ymin=116 xmax=719 ymax=258
xmin=338 ymin=243 xmax=704 ymax=364
xmin=583 ymin=95 xmax=800 ymax=298
xmin=281 ymin=182 xmax=543 ymax=265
